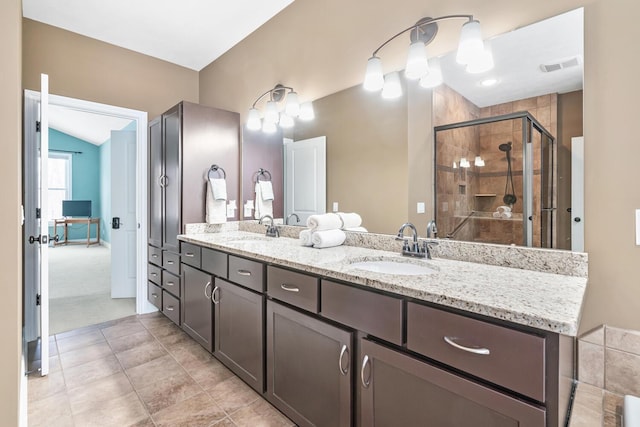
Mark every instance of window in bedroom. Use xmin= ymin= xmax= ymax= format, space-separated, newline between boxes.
xmin=48 ymin=152 xmax=72 ymax=220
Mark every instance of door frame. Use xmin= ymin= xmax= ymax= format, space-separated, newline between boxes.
xmin=24 ymin=90 xmax=154 ymax=335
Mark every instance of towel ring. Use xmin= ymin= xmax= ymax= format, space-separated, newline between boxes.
xmin=255 ymin=168 xmax=272 ymax=183
xmin=208 ymin=165 xmax=226 ymax=179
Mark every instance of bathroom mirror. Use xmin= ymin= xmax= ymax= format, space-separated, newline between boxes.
xmin=242 ymin=8 xmax=583 ymax=250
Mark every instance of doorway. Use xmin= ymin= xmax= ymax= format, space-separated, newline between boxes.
xmin=24 ymin=91 xmax=154 ymax=345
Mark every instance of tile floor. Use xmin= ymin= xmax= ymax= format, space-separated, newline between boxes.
xmin=28 ymin=312 xmax=295 ymax=427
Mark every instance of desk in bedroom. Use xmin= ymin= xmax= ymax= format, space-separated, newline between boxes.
xmin=53 ymin=217 xmax=100 ymax=247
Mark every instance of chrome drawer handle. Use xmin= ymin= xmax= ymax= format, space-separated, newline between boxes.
xmin=204 ymin=281 xmax=212 ymax=298
xmin=184 ymin=253 xmax=195 ymax=257
xmin=211 ymin=286 xmax=220 ymax=304
xmin=339 ymin=344 xmax=349 ymax=376
xmin=237 ymin=269 xmax=251 ymax=276
xmin=167 ymin=260 xmax=174 ymax=265
xmin=443 ymin=336 xmax=491 ymax=355
xmin=165 ymin=305 xmax=175 ymax=311
xmin=166 ymin=281 xmax=175 ymax=287
xmin=151 ymin=254 xmax=158 ymax=258
xmin=150 ymin=273 xmax=157 ymax=277
xmin=151 ymin=293 xmax=158 ymax=298
xmin=361 ymin=355 xmax=371 ymax=388
xmin=280 ymin=284 xmax=299 ymax=293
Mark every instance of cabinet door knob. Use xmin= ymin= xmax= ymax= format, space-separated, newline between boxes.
xmin=361 ymin=355 xmax=371 ymax=388
xmin=444 ymin=336 xmax=490 ymax=355
xmin=339 ymin=344 xmax=349 ymax=376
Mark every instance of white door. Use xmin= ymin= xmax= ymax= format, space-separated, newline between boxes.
xmin=284 ymin=136 xmax=327 ymax=224
xmin=571 ymin=137 xmax=585 ymax=252
xmin=110 ymin=130 xmax=137 ymax=298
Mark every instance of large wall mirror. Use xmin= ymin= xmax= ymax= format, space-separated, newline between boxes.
xmin=241 ymin=8 xmax=583 ymax=251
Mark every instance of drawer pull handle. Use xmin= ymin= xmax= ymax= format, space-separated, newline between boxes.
xmin=151 ymin=293 xmax=158 ymax=298
xmin=166 ymin=281 xmax=175 ymax=287
xmin=280 ymin=284 xmax=300 ymax=293
xmin=151 ymin=254 xmax=158 ymax=258
xmin=339 ymin=344 xmax=349 ymax=376
xmin=204 ymin=281 xmax=212 ymax=298
xmin=237 ymin=269 xmax=252 ymax=276
xmin=361 ymin=355 xmax=371 ymax=388
xmin=151 ymin=273 xmax=157 ymax=277
xmin=443 ymin=336 xmax=491 ymax=355
xmin=165 ymin=305 xmax=175 ymax=311
xmin=184 ymin=252 xmax=195 ymax=257
xmin=212 ymin=286 xmax=220 ymax=304
xmin=167 ymin=260 xmax=174 ymax=265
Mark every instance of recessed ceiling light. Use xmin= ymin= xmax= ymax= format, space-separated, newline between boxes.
xmin=479 ymin=78 xmax=499 ymax=87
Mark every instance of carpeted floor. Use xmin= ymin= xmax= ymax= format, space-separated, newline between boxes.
xmin=48 ymin=244 xmax=136 ymax=334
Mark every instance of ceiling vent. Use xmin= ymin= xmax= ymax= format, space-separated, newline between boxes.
xmin=540 ymin=55 xmax=582 ymax=73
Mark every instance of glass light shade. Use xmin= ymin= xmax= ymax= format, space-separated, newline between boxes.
xmin=456 ymin=20 xmax=485 ymax=65
xmin=262 ymin=120 xmax=277 ymax=133
xmin=419 ymin=57 xmax=443 ymax=89
xmin=246 ymin=108 xmax=262 ymax=131
xmin=381 ymin=72 xmax=403 ymax=99
xmin=284 ymin=91 xmax=300 ymax=117
xmin=475 ymin=156 xmax=485 ymax=167
xmin=460 ymin=157 xmax=470 ymax=168
xmin=279 ymin=113 xmax=294 ymax=129
xmin=452 ymin=161 xmax=458 ymax=169
xmin=264 ymin=101 xmax=279 ymax=124
xmin=363 ymin=56 xmax=385 ymax=91
xmin=299 ymin=102 xmax=315 ymax=121
xmin=405 ymin=42 xmax=429 ymax=80
xmin=466 ymin=42 xmax=494 ymax=74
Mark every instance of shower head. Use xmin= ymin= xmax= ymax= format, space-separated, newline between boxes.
xmin=498 ymin=142 xmax=512 ymax=152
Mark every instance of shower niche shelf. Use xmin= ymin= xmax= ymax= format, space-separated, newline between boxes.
xmin=474 ymin=194 xmax=496 ymax=197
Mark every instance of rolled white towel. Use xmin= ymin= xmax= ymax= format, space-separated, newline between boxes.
xmin=209 ymin=178 xmax=227 ymax=201
xmin=312 ymin=229 xmax=346 ymax=248
xmin=492 ymin=211 xmax=502 ymax=218
xmin=501 ymin=211 xmax=513 ymax=219
xmin=345 ymin=226 xmax=368 ymax=232
xmin=307 ymin=213 xmax=342 ymax=232
xmin=206 ymin=181 xmax=227 ymax=224
xmin=259 ymin=180 xmax=274 ymax=201
xmin=337 ymin=212 xmax=362 ymax=229
xmin=299 ymin=229 xmax=313 ymax=247
xmin=497 ymin=205 xmax=512 ymax=214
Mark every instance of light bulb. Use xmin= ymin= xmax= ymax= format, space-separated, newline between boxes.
xmin=264 ymin=101 xmax=279 ymax=124
xmin=405 ymin=41 xmax=429 ymax=80
xmin=299 ymin=102 xmax=315 ymax=121
xmin=381 ymin=72 xmax=403 ymax=99
xmin=279 ymin=113 xmax=294 ymax=128
xmin=419 ymin=57 xmax=443 ymax=89
xmin=284 ymin=91 xmax=300 ymax=117
xmin=363 ymin=56 xmax=384 ymax=91
xmin=456 ymin=20 xmax=485 ymax=65
xmin=246 ymin=108 xmax=261 ymax=131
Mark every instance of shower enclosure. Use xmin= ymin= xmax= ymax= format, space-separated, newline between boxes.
xmin=434 ymin=112 xmax=556 ymax=248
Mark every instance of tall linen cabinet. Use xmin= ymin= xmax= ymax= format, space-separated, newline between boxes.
xmin=147 ymin=101 xmax=240 ymax=325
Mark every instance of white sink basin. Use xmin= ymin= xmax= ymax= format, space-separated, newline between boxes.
xmin=225 ymin=235 xmax=272 ymax=244
xmin=348 ymin=258 xmax=437 ymax=276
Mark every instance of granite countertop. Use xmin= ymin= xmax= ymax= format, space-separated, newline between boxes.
xmin=178 ymin=231 xmax=587 ymax=336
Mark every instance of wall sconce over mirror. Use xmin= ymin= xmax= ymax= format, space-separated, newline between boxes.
xmin=246 ymin=84 xmax=314 ymax=133
xmin=364 ymin=15 xmax=494 ymax=97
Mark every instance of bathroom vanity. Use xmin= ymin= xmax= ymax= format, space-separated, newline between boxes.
xmin=148 ymin=227 xmax=587 ymax=427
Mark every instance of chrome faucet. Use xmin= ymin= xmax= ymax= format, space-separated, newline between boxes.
xmin=259 ymin=215 xmax=279 ymax=237
xmin=396 ymin=222 xmax=427 ymax=258
xmin=426 ymin=220 xmax=438 ymax=238
xmin=285 ymin=213 xmax=300 ymax=225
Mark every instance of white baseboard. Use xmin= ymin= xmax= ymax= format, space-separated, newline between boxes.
xmin=101 ymin=241 xmax=111 ymax=249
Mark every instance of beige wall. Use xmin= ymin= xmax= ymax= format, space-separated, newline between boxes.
xmin=1 ymin=0 xmax=22 ymax=425
xmin=22 ymin=19 xmax=199 ymax=118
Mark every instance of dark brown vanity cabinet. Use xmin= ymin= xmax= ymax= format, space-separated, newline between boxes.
xmin=213 ymin=278 xmax=264 ymax=392
xmin=181 ymin=264 xmax=214 ymax=352
xmin=358 ymin=338 xmax=546 ymax=427
xmin=266 ymin=300 xmax=353 ymax=427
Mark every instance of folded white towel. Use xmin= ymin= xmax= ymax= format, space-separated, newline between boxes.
xmin=501 ymin=211 xmax=512 ymax=219
xmin=492 ymin=211 xmax=502 ymax=218
xmin=254 ymin=182 xmax=273 ymax=219
xmin=345 ymin=226 xmax=368 ymax=232
xmin=299 ymin=229 xmax=314 ymax=247
xmin=259 ymin=180 xmax=274 ymax=201
xmin=497 ymin=205 xmax=512 ymax=214
xmin=312 ymin=229 xmax=346 ymax=248
xmin=337 ymin=212 xmax=362 ymax=229
xmin=209 ymin=177 xmax=227 ymax=201
xmin=206 ymin=181 xmax=227 ymax=224
xmin=307 ymin=213 xmax=342 ymax=232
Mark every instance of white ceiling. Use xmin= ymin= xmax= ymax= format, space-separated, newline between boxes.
xmin=22 ymin=0 xmax=295 ymax=71
xmin=49 ymin=106 xmax=133 ymax=145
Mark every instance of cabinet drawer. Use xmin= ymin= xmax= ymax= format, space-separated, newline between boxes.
xmin=163 ymin=251 xmax=180 ymax=275
xmin=228 ymin=255 xmax=264 ymax=292
xmin=202 ymin=248 xmax=228 ymax=278
xmin=268 ymin=266 xmax=319 ymax=313
xmin=321 ymin=280 xmax=403 ymax=345
xmin=147 ymin=282 xmax=162 ymax=309
xmin=148 ymin=263 xmax=161 ymax=285
xmin=162 ymin=290 xmax=180 ymax=325
xmin=407 ymin=302 xmax=546 ymax=402
xmin=148 ymin=245 xmax=162 ymax=266
xmin=162 ymin=270 xmax=180 ymax=298
xmin=180 ymin=242 xmax=201 ymax=268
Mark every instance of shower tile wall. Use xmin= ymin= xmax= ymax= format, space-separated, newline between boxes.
xmin=434 ymin=85 xmax=558 ymax=245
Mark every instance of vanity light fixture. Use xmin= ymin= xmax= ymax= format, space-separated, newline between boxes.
xmin=246 ymin=84 xmax=314 ymax=132
xmin=474 ymin=156 xmax=485 ymax=167
xmin=364 ymin=15 xmax=493 ymax=96
xmin=459 ymin=157 xmax=471 ymax=168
